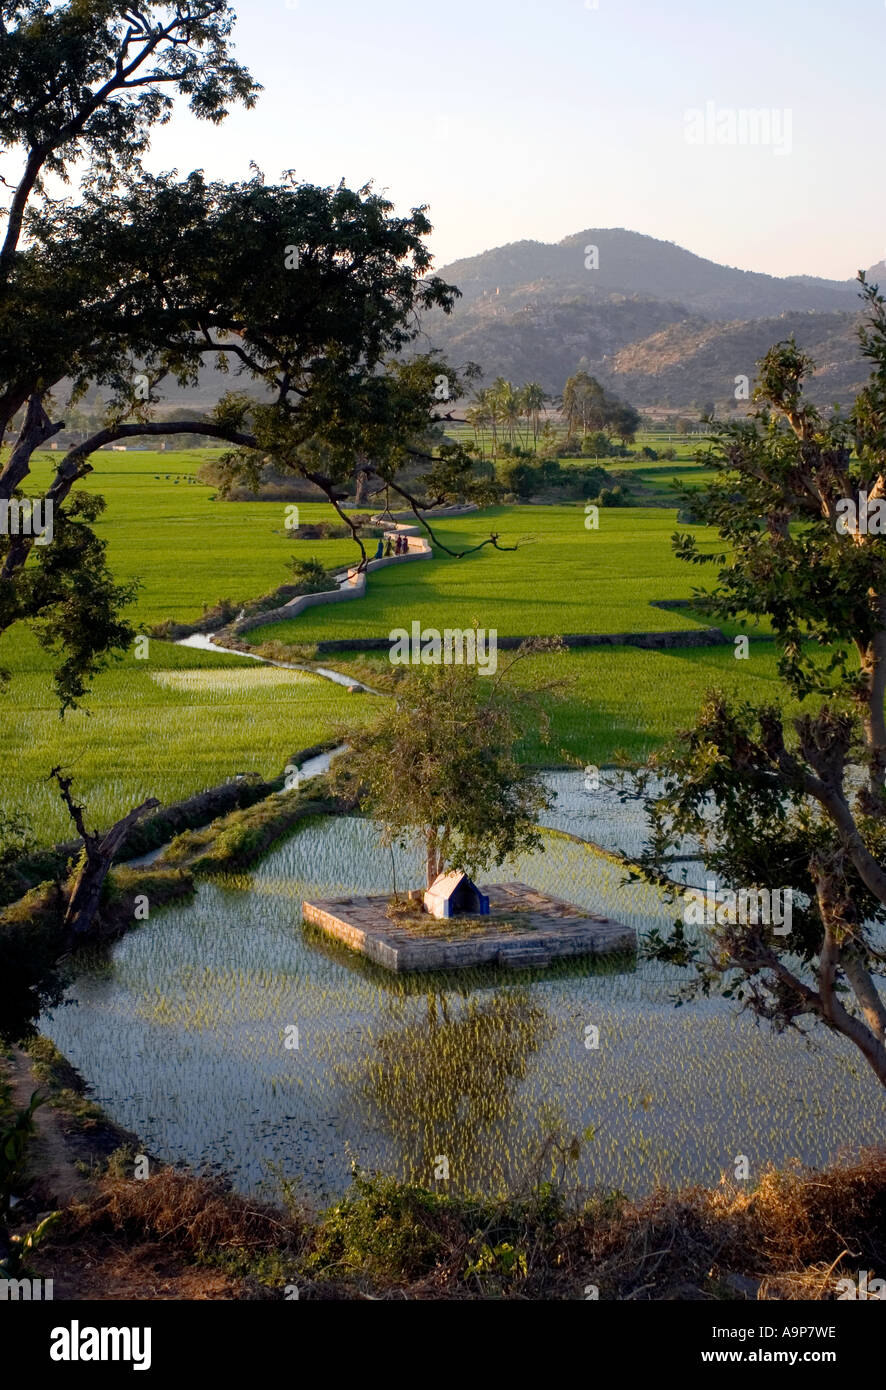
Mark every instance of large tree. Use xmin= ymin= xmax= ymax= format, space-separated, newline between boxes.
xmin=331 ymin=645 xmax=560 ymax=890
xmin=0 ymin=0 xmax=257 ymax=705
xmin=1 ymin=2 xmax=496 ymax=711
xmin=639 ymin=276 xmax=886 ymax=1087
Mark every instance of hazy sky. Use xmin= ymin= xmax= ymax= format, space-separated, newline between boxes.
xmin=140 ymin=0 xmax=884 ymax=280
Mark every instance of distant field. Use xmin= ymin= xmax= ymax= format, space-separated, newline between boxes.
xmin=1 ymin=447 xmax=789 ymax=844
xmin=315 ymin=639 xmax=804 ymax=766
xmin=0 ymin=627 xmax=378 ymax=845
xmin=247 ymin=504 xmax=729 ymax=645
xmin=446 ymin=425 xmax=720 ymax=507
xmin=25 ymin=451 xmax=359 ymax=626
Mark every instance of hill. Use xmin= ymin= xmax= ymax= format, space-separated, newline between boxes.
xmin=415 ymin=229 xmax=878 ymax=409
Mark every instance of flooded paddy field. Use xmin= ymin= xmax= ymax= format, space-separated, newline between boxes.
xmin=41 ymin=776 xmax=881 ymax=1206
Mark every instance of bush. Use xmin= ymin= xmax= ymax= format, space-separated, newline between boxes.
xmin=593 ymin=486 xmax=630 ymax=508
xmin=496 ymin=460 xmax=538 ymax=500
xmin=285 ymin=556 xmax=337 ymax=592
xmin=555 ymin=439 xmax=584 ymax=458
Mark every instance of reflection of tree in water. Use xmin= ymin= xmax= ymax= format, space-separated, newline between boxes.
xmin=347 ymin=989 xmax=552 ymax=1193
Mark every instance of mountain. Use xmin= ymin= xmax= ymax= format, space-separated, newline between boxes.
xmin=609 ymin=311 xmax=866 ymax=409
xmin=437 ymin=229 xmax=863 ymax=319
xmin=64 ymin=231 xmax=878 ymax=423
xmin=419 ymin=229 xmax=879 ymax=409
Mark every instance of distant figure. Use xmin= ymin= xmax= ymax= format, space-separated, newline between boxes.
xmin=398 ymin=533 xmax=407 ymax=555
xmin=375 ymin=538 xmax=384 ymax=559
xmin=383 ymin=536 xmax=394 ymax=557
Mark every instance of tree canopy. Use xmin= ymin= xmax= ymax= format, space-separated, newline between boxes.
xmin=640 ymin=276 xmax=886 ymax=1086
xmin=331 ymin=647 xmax=561 ymax=890
xmin=0 ymin=2 xmax=494 ymax=709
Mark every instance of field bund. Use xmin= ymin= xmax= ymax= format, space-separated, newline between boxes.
xmin=303 ymin=880 xmax=636 ymax=972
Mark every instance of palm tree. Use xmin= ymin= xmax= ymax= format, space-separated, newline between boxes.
xmin=521 ymin=382 xmax=547 ymax=450
xmin=493 ymin=378 xmax=521 ymax=449
xmin=468 ymin=388 xmax=498 ymax=457
xmin=465 ymin=395 xmax=493 ymax=457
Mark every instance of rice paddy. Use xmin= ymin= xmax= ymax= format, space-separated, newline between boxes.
xmin=39 ymin=781 xmax=881 ymax=1206
xmin=0 ymin=627 xmax=378 ymax=845
xmin=16 ymin=451 xmax=878 ymax=1214
xmin=2 ymin=450 xmax=787 ymax=837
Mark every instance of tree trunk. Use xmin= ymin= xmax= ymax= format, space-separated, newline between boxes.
xmin=0 ymin=394 xmax=64 ymax=502
xmin=814 ymin=870 xmax=886 ymax=1086
xmin=354 ymin=469 xmax=371 ymax=506
xmin=859 ymin=625 xmax=886 ymax=798
xmin=425 ymin=828 xmax=439 ymax=889
xmin=62 ymin=796 xmax=159 ymax=935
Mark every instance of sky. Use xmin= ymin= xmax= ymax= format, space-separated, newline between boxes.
xmin=31 ymin=0 xmax=886 ymax=281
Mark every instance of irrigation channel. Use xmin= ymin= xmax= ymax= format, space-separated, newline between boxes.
xmin=176 ymin=632 xmax=380 ymax=694
xmin=39 ymin=760 xmax=881 ymax=1206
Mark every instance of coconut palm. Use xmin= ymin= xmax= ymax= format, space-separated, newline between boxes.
xmin=521 ymin=382 xmax=547 ymax=449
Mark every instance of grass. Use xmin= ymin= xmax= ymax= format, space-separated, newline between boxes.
xmin=386 ymin=899 xmax=538 ymax=937
xmin=23 ymin=450 xmax=359 ymax=626
xmin=2 ymin=449 xmax=791 ymax=841
xmin=298 ymin=638 xmax=798 ymax=766
xmin=0 ymin=627 xmax=379 ymax=845
xmin=246 ymin=504 xmax=731 ymax=645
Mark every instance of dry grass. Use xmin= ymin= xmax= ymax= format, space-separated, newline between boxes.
xmin=37 ymin=1148 xmax=886 ymax=1300
xmin=546 ymin=1149 xmax=886 ymax=1301
xmin=49 ymin=1165 xmax=309 ymax=1295
xmin=384 ymin=897 xmax=535 ymax=938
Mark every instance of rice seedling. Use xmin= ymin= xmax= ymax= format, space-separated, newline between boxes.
xmin=38 ymin=790 xmax=882 ymax=1207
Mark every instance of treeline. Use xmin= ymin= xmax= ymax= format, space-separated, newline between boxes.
xmin=464 ymin=372 xmax=641 ymax=459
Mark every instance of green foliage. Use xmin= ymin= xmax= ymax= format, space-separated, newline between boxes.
xmin=561 ymin=372 xmax=639 ymax=444
xmin=309 ymin=1170 xmax=451 ymax=1281
xmin=0 ymin=897 xmax=69 ymax=1045
xmin=639 ymin=277 xmax=886 ymax=1085
xmin=0 ymin=809 xmax=34 ymax=905
xmin=592 ymin=485 xmax=631 ymax=508
xmin=0 ymin=1089 xmax=46 ymax=1222
xmin=285 ymin=556 xmax=337 ymax=593
xmin=331 ymin=647 xmax=561 ymax=885
xmin=307 ymin=1166 xmax=570 ymax=1289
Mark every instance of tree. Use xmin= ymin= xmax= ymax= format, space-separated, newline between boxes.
xmin=606 ymin=399 xmax=640 ymax=445
xmin=489 ymin=377 xmax=521 ymax=449
xmin=468 ymin=386 xmax=499 ymax=457
xmin=1 ymin=0 xmax=257 ymax=707
xmin=561 ymin=372 xmax=606 ymax=439
xmin=1 ymin=4 xmax=495 ymax=709
xmin=331 ymin=645 xmax=562 ymax=889
xmin=639 ymin=276 xmax=886 ymax=1087
xmin=521 ymin=381 xmax=547 ymax=449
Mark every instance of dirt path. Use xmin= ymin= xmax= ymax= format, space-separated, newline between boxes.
xmin=8 ymin=1048 xmax=91 ymax=1207
xmin=3 ymin=1048 xmax=251 ymax=1300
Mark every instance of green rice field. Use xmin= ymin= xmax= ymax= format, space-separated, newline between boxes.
xmin=40 ymin=804 xmax=880 ymax=1205
xmin=2 ymin=451 xmax=787 ymax=841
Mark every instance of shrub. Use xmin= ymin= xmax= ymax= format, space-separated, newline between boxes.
xmin=285 ymin=556 xmax=337 ymax=592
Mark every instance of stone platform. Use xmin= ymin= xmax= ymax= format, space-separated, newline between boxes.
xmin=301 ymin=881 xmax=636 ymax=973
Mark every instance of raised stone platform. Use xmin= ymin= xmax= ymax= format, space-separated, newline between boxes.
xmin=301 ymin=881 xmax=636 ymax=973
